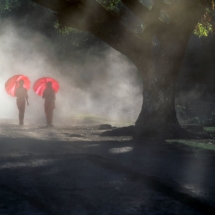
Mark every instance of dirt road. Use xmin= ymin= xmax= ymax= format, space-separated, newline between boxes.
xmin=0 ymin=121 xmax=214 ymax=214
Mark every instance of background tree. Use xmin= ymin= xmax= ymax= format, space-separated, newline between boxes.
xmin=29 ymin=0 xmax=214 ymax=139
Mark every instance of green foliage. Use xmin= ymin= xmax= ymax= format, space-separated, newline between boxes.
xmin=0 ymin=0 xmax=21 ymax=12
xmin=163 ymin=0 xmax=174 ymax=4
xmin=1 ymin=0 xmax=214 ymax=38
xmin=167 ymin=140 xmax=215 ymax=151
xmin=159 ymin=9 xmax=170 ymax=23
xmin=97 ymin=0 xmax=121 ymax=15
xmin=188 ymin=117 xmax=201 ymax=125
xmin=0 ymin=0 xmax=35 ymax=15
xmin=54 ymin=22 xmax=75 ymax=35
xmin=194 ymin=22 xmax=213 ymax=37
xmin=194 ymin=5 xmax=215 ymax=37
xmin=204 ymin=127 xmax=215 ymax=133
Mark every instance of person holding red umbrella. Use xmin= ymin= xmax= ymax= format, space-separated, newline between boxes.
xmin=5 ymin=74 xmax=30 ymax=125
xmin=15 ymin=80 xmax=29 ymax=125
xmin=33 ymin=77 xmax=59 ymax=127
xmin=42 ymin=82 xmax=56 ymax=127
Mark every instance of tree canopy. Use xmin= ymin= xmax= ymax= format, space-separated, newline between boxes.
xmin=1 ymin=0 xmax=214 ymax=37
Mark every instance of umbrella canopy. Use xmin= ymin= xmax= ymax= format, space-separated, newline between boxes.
xmin=5 ymin=74 xmax=31 ymax=97
xmin=33 ymin=77 xmax=60 ymax=96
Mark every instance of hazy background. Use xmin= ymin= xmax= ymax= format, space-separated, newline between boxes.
xmin=1 ymin=0 xmax=214 ymax=127
xmin=0 ymin=19 xmax=143 ymax=126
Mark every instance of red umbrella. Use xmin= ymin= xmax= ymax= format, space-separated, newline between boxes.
xmin=5 ymin=74 xmax=31 ymax=97
xmin=33 ymin=77 xmax=60 ymax=96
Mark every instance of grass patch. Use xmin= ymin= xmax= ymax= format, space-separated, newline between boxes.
xmin=204 ymin=127 xmax=215 ymax=133
xmin=167 ymin=139 xmax=215 ymax=151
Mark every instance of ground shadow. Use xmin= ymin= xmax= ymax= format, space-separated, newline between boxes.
xmin=0 ymin=137 xmax=215 ymax=214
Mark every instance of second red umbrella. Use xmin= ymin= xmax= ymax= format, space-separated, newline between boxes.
xmin=5 ymin=74 xmax=31 ymax=97
xmin=33 ymin=77 xmax=60 ymax=96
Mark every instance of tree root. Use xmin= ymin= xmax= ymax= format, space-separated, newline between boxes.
xmin=100 ymin=126 xmax=134 ymax=137
xmin=100 ymin=125 xmax=214 ymax=140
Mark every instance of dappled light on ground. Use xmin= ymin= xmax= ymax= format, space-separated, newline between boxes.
xmin=183 ymin=184 xmax=203 ymax=197
xmin=0 ymin=159 xmax=52 ymax=169
xmin=109 ymin=146 xmax=133 ymax=154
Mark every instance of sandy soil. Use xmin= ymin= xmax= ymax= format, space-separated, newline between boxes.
xmin=0 ymin=119 xmax=215 ymax=215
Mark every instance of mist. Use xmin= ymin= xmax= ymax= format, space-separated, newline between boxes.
xmin=0 ymin=20 xmax=143 ymax=126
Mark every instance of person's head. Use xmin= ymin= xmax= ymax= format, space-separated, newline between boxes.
xmin=47 ymin=81 xmax=52 ymax=89
xmin=19 ymin=80 xmax=24 ymax=87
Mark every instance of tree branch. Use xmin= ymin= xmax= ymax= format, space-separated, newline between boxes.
xmin=32 ymin=0 xmax=147 ymax=57
xmin=121 ymin=0 xmax=169 ymax=27
xmin=32 ymin=0 xmax=66 ymax=12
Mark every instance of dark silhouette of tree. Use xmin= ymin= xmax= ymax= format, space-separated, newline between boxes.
xmin=31 ymin=0 xmax=212 ymax=139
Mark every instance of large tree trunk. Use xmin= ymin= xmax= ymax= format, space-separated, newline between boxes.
xmin=132 ymin=38 xmax=191 ymax=139
xmin=132 ymin=35 xmax=197 ymax=139
xmin=128 ymin=1 xmax=206 ymax=140
xmin=134 ymin=73 xmax=185 ymax=139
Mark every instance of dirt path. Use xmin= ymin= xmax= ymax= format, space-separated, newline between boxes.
xmin=0 ymin=121 xmax=215 ymax=214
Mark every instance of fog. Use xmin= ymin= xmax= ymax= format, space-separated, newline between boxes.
xmin=0 ymin=20 xmax=143 ymax=126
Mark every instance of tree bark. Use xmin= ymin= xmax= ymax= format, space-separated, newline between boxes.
xmin=134 ymin=70 xmax=186 ymax=139
xmin=128 ymin=0 xmax=206 ymax=139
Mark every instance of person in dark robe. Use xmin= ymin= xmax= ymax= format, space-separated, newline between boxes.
xmin=15 ymin=80 xmax=29 ymax=125
xmin=42 ymin=82 xmax=56 ymax=127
